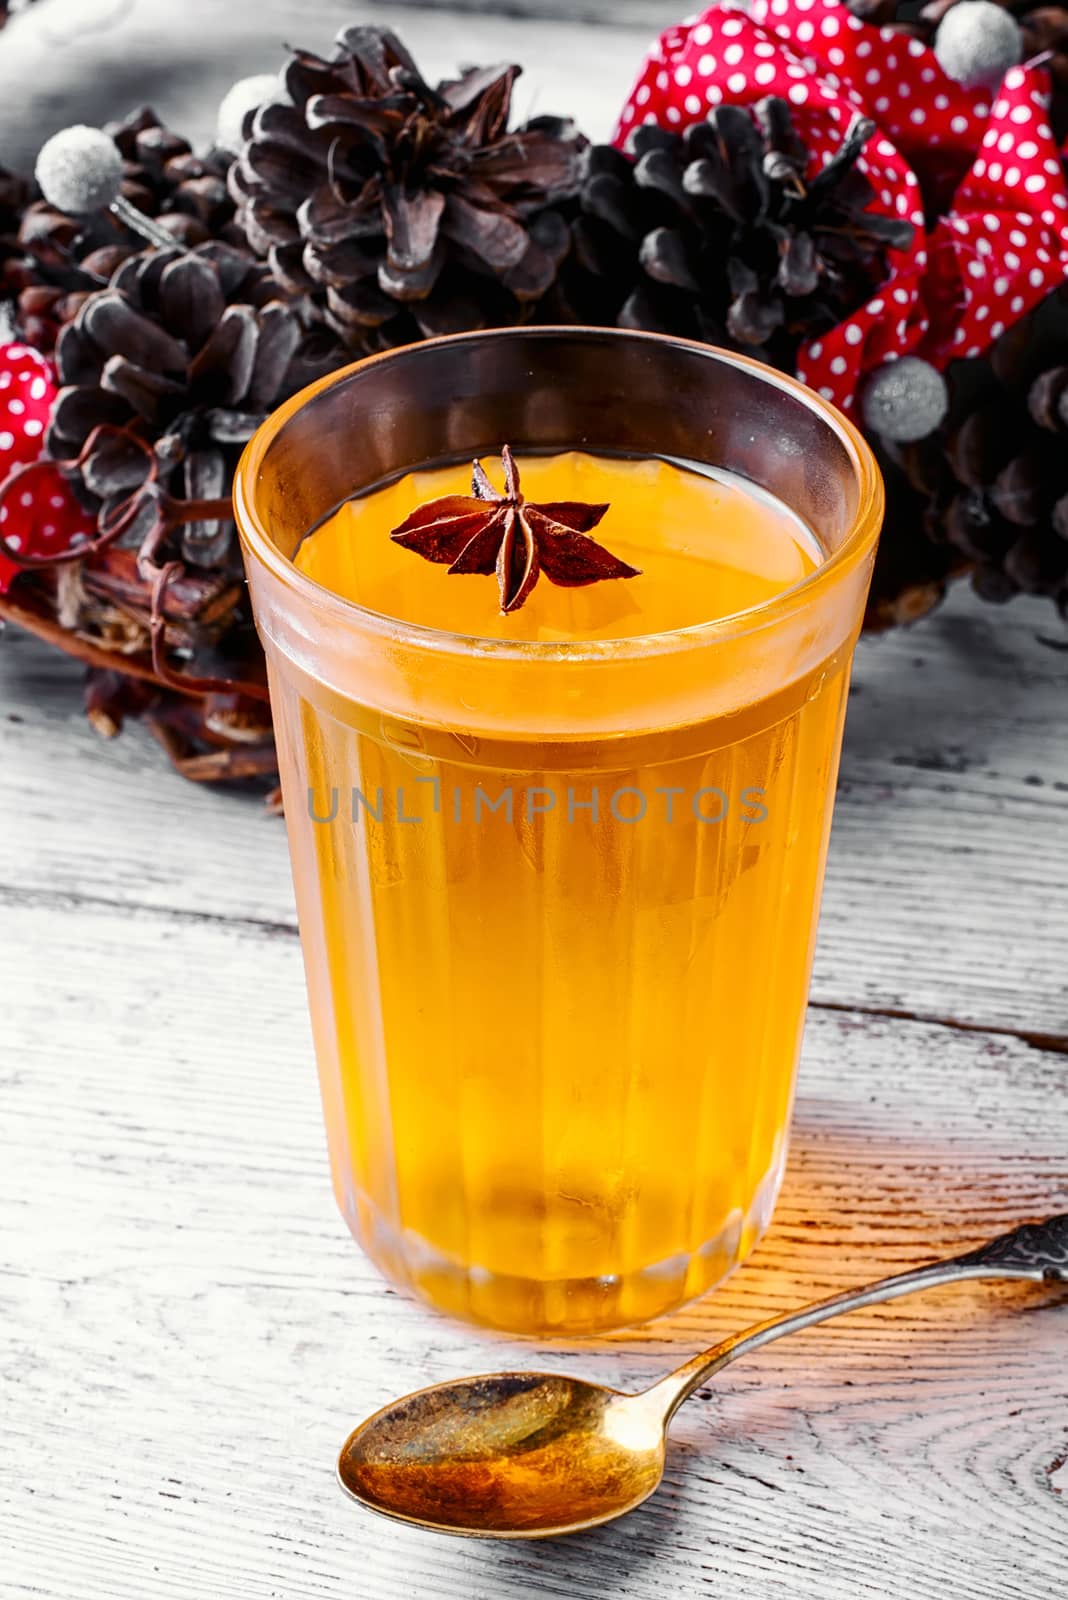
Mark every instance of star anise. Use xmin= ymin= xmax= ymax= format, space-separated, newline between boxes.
xmin=390 ymin=445 xmax=640 ymax=613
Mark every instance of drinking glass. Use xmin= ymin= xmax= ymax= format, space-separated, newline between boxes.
xmin=234 ymin=328 xmax=882 ymax=1334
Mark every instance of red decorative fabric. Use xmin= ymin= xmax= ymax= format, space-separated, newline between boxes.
xmin=0 ymin=343 xmax=94 ymax=593
xmin=613 ymin=1 xmax=1068 ymax=412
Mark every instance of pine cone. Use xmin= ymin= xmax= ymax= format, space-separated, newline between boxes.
xmin=550 ymin=102 xmax=912 ymax=375
xmin=48 ymin=240 xmax=312 ymax=566
xmin=229 ymin=24 xmax=584 ymax=353
xmin=845 ymin=0 xmax=1068 ymax=141
xmin=5 ymin=108 xmax=241 ymax=352
xmin=0 ymin=237 xmax=333 ymax=778
xmin=866 ymin=284 xmax=1068 ymax=621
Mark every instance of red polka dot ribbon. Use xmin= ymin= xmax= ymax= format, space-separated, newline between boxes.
xmin=0 ymin=343 xmax=94 ymax=594
xmin=613 ymin=1 xmax=1068 ymax=412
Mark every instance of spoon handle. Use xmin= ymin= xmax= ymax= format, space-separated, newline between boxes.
xmin=648 ymin=1213 xmax=1068 ymax=1420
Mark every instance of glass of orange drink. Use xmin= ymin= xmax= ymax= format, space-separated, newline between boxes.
xmin=235 ymin=328 xmax=882 ymax=1335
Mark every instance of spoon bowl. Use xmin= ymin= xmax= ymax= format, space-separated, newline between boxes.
xmin=338 ymin=1372 xmax=666 ymax=1538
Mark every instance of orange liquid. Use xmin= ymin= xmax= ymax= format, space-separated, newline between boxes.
xmin=277 ymin=452 xmax=850 ymax=1332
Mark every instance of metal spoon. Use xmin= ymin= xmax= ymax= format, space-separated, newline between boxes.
xmin=337 ymin=1214 xmax=1067 ymax=1539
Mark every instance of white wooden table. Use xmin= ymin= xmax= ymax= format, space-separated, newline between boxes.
xmin=2 ymin=5 xmax=1068 ymax=1597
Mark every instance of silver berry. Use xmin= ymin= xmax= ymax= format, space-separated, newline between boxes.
xmin=860 ymin=358 xmax=949 ymax=443
xmin=216 ymin=73 xmax=286 ymax=152
xmin=934 ymin=0 xmax=1022 ymax=91
xmin=35 ymin=124 xmax=124 ymax=214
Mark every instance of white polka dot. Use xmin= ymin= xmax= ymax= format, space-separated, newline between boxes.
xmin=975 ymin=158 xmax=987 ymax=177
xmin=1010 ymin=295 xmax=1024 ymax=313
xmin=1045 ymin=158 xmax=1061 ymax=175
xmin=41 ymin=522 xmax=55 ymax=536
xmin=1017 ymin=140 xmax=1038 ymax=159
xmin=845 ymin=323 xmax=863 ymax=345
xmin=666 ymin=106 xmax=681 ymax=124
xmin=868 ymin=297 xmax=884 ymax=313
xmin=997 ymin=132 xmax=1014 ymax=153
xmin=951 ymin=116 xmax=968 ymax=135
xmin=50 ymin=495 xmax=64 ymax=509
xmin=1010 ymin=106 xmax=1032 ymax=124
xmin=990 ymin=321 xmax=1004 ymax=338
xmin=754 ymin=62 xmax=776 ymax=85
xmin=809 ymin=341 xmax=823 ymax=359
xmin=675 ymin=64 xmax=692 ymax=87
xmin=724 ymin=43 xmax=744 ymax=65
xmin=875 ymin=96 xmax=889 ymax=113
xmin=1005 ymin=250 xmax=1020 ymax=269
xmin=728 ymin=72 xmax=747 ymax=94
xmin=798 ymin=19 xmax=815 ymax=40
xmin=907 ymin=36 xmax=925 ymax=56
xmin=788 ymin=83 xmax=808 ymax=104
xmin=6 ymin=533 xmax=21 ymax=551
xmin=1004 ymin=166 xmax=1020 ymax=186
xmin=721 ymin=14 xmax=744 ymax=34
xmin=893 ymin=286 xmax=910 ymax=305
xmin=910 ymin=108 xmax=925 ymax=125
xmin=828 ymin=46 xmax=845 ymax=65
xmin=1030 ymin=266 xmax=1045 ymax=286
xmin=24 ymin=419 xmax=42 ymax=437
xmin=967 ymin=260 xmax=985 ymax=279
xmin=976 ymin=237 xmax=992 ymax=255
xmin=830 ymin=356 xmax=847 ymax=374
xmin=898 ymin=81 xmax=910 ymax=98
xmin=20 ymin=492 xmax=32 ymax=508
xmin=656 ymin=70 xmax=668 ymax=90
xmin=1024 ymin=174 xmax=1045 ymax=193
xmin=988 ymin=161 xmax=1003 ymax=181
xmin=8 ymin=399 xmax=23 ymax=415
xmin=820 ymin=14 xmax=839 ymax=34
xmin=865 ymin=67 xmax=880 ymax=85
xmin=994 ymin=276 xmax=1009 ymax=294
xmin=856 ymin=38 xmax=872 ymax=57
xmin=636 ymin=84 xmax=651 ymax=106
xmin=818 ymin=386 xmax=835 ymax=400
xmin=684 ymin=93 xmax=701 ymax=115
xmin=0 ymin=431 xmax=13 ymax=450
xmin=754 ymin=40 xmax=776 ymax=59
xmin=692 ymin=21 xmax=712 ymax=45
xmin=29 ymin=377 xmax=47 ymax=401
xmin=698 ymin=53 xmax=717 ymax=76
xmin=705 ymin=84 xmax=722 ymax=105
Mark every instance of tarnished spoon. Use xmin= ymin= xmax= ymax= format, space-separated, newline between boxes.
xmin=338 ymin=1214 xmax=1067 ymax=1539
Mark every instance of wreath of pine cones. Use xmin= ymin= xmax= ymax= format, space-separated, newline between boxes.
xmin=0 ymin=13 xmax=1065 ymax=793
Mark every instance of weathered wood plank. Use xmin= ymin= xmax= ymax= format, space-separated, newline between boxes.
xmin=2 ymin=896 xmax=1065 ymax=1599
xmin=3 ymin=585 xmax=1066 ymax=1036
xmin=0 ymin=0 xmax=650 ymax=171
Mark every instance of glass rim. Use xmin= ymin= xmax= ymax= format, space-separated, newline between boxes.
xmin=234 ymin=326 xmax=884 ymax=663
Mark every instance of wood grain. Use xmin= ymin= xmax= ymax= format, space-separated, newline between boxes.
xmin=1 ymin=894 xmax=1065 ymax=1600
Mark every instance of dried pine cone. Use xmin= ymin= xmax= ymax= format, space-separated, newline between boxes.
xmin=551 ymin=101 xmax=912 ymax=375
xmin=230 ymin=24 xmax=584 ymax=352
xmin=866 ymin=284 xmax=1068 ymax=622
xmin=5 ymin=108 xmax=241 ymax=351
xmin=48 ymin=240 xmax=310 ymax=570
